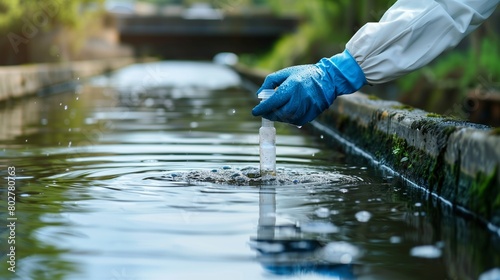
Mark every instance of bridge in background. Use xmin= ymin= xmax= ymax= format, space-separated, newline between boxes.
xmin=116 ymin=14 xmax=299 ymax=60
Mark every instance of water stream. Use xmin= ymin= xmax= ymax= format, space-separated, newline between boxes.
xmin=1 ymin=61 xmax=499 ymax=280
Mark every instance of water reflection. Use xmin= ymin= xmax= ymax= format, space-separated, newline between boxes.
xmin=252 ymin=185 xmax=357 ymax=279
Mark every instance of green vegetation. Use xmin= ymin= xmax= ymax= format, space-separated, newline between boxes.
xmin=240 ymin=0 xmax=394 ymax=71
xmin=0 ymin=0 xmax=105 ymax=65
xmin=0 ymin=0 xmax=104 ymax=32
xmin=399 ymin=37 xmax=500 ymax=95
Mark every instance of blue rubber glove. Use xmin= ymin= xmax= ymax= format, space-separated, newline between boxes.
xmin=252 ymin=49 xmax=367 ymax=126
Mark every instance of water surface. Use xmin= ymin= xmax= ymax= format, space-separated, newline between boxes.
xmin=1 ymin=61 xmax=499 ymax=280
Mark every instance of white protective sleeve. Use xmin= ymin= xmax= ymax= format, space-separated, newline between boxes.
xmin=346 ymin=0 xmax=499 ymax=84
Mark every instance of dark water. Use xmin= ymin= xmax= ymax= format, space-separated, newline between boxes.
xmin=1 ymin=61 xmax=499 ymax=280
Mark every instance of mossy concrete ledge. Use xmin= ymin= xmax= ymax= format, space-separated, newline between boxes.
xmin=313 ymin=92 xmax=500 ymax=229
xmin=0 ymin=58 xmax=136 ymax=102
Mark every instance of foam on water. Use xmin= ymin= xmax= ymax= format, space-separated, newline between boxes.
xmin=148 ymin=166 xmax=361 ymax=186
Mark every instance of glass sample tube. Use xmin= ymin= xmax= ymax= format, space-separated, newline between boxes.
xmin=258 ymin=89 xmax=276 ymax=177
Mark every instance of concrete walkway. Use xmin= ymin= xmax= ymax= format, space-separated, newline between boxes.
xmin=0 ymin=58 xmax=135 ymax=102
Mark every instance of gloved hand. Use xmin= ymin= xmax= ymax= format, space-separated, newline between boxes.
xmin=251 ymin=49 xmax=367 ymax=126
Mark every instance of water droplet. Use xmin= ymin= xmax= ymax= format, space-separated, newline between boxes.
xmin=339 ymin=188 xmax=348 ymax=193
xmin=330 ymin=210 xmax=340 ymax=215
xmin=68 ymin=141 xmax=72 ymax=147
xmin=322 ymin=241 xmax=360 ymax=264
xmin=479 ymin=268 xmax=500 ymax=280
xmin=64 ymin=105 xmax=68 ymax=110
xmin=301 ymin=221 xmax=338 ymax=233
xmin=390 ymin=236 xmax=402 ymax=243
xmin=144 ymin=98 xmax=155 ymax=107
xmin=410 ymin=245 xmax=442 ymax=258
xmin=204 ymin=108 xmax=213 ymax=116
xmin=76 ymin=97 xmax=79 ymax=100
xmin=227 ymin=108 xmax=236 ymax=115
xmin=320 ymin=135 xmax=324 ymax=139
xmin=414 ymin=202 xmax=422 ymax=207
xmin=315 ymin=207 xmax=330 ymax=218
xmin=355 ymin=211 xmax=372 ymax=222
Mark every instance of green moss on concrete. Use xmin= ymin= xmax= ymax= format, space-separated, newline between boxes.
xmin=335 ymin=113 xmax=350 ymax=131
xmin=469 ymin=167 xmax=500 ymax=220
xmin=490 ymin=128 xmax=500 ymax=135
xmin=410 ymin=119 xmax=458 ymax=142
xmin=427 ymin=113 xmax=443 ymax=118
xmin=315 ymin=106 xmax=471 ymax=197
xmin=442 ymin=159 xmax=462 ymax=206
xmin=392 ymin=104 xmax=415 ymax=111
xmin=316 ymin=111 xmax=440 ymax=191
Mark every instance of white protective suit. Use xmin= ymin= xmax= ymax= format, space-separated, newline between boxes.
xmin=346 ymin=0 xmax=500 ymax=84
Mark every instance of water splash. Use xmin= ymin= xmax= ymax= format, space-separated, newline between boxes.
xmin=355 ymin=210 xmax=372 ymax=222
xmin=146 ymin=166 xmax=361 ymax=186
xmin=410 ymin=245 xmax=442 ymax=258
xmin=321 ymin=241 xmax=361 ymax=264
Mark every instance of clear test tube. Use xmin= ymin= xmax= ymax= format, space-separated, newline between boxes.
xmin=258 ymin=89 xmax=276 ymax=177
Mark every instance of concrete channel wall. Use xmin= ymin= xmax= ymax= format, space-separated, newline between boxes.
xmin=234 ymin=64 xmax=500 ymax=231
xmin=0 ymin=58 xmax=136 ymax=102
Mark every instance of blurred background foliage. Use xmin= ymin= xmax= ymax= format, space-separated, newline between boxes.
xmin=0 ymin=0 xmax=103 ymax=30
xmin=253 ymin=0 xmax=394 ymax=70
xmin=0 ymin=0 xmax=117 ymax=65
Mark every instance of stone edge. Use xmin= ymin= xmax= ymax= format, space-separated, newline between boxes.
xmin=0 ymin=57 xmax=136 ymax=102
